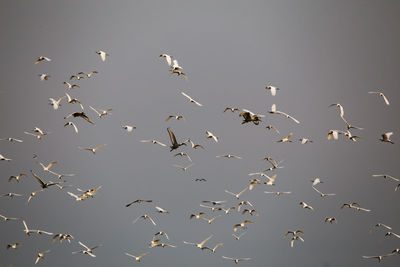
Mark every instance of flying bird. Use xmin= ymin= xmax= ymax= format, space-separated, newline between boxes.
xmin=380 ymin=132 xmax=394 ymax=144
xmin=159 ymin=54 xmax=173 ymax=66
xmin=372 ymin=174 xmax=399 ymax=182
xmin=324 ymin=217 xmax=337 ymax=224
xmin=122 ymin=125 xmax=136 ymax=132
xmin=35 ymin=250 xmax=50 ymax=264
xmin=239 ymin=109 xmax=265 ymax=125
xmin=64 ymin=122 xmax=79 ymax=134
xmin=49 ymin=96 xmax=65 ymax=110
xmin=232 ymin=231 xmax=247 ymax=240
xmin=265 ymin=85 xmax=279 ymax=96
xmin=264 ymin=191 xmax=291 ymax=196
xmin=277 ymin=132 xmax=293 ymax=143
xmin=30 ymin=170 xmax=60 ymax=189
xmin=222 ymin=256 xmax=251 ymax=264
xmin=6 ymin=243 xmax=21 ymax=249
xmin=369 ymin=91 xmax=390 ymax=106
xmin=299 ymin=202 xmax=314 ymax=211
xmin=0 ymin=214 xmax=19 ymax=221
xmin=96 ymin=50 xmax=109 ymax=62
xmin=167 ymin=127 xmax=186 ymax=151
xmin=64 ymin=112 xmax=94 ymax=124
xmin=311 ymin=178 xmax=323 ymax=186
xmin=225 ymin=187 xmax=248 ymax=199
xmin=72 ymin=241 xmax=101 ymax=258
xmin=265 ymin=125 xmax=280 ymax=134
xmin=202 ymin=242 xmax=223 ymax=253
xmin=173 ymin=163 xmax=193 ymax=172
xmin=125 ymin=252 xmax=149 ymax=262
xmin=38 ymin=161 xmax=58 ymax=172
xmin=78 ymin=144 xmax=106 ymax=154
xmin=0 ymin=137 xmax=23 ymax=143
xmin=174 ymin=152 xmax=192 ymax=162
xmin=206 ymin=131 xmax=218 ymax=143
xmin=224 ymin=107 xmax=240 ymax=113
xmin=8 ymin=173 xmax=28 ymax=183
xmin=166 ymin=115 xmax=185 ymax=122
xmin=140 ymin=139 xmax=167 ymax=147
xmin=312 ymin=186 xmax=336 ymax=197
xmin=89 ymin=106 xmax=112 ymax=118
xmin=133 ymin=214 xmax=157 ymax=226
xmin=233 ymin=220 xmax=254 ymax=232
xmin=125 ymin=199 xmax=152 ymax=207
xmin=183 ymin=234 xmax=213 ymax=249
xmin=201 ymin=215 xmax=221 ymax=224
xmin=216 ymin=154 xmax=241 ymax=159
xmin=63 ymin=81 xmax=80 ymax=90
xmin=35 ymin=56 xmax=51 ymax=64
xmin=181 ymin=92 xmax=203 ymax=106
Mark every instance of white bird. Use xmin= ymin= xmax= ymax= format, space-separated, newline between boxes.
xmin=237 ymin=201 xmax=253 ymax=212
xmin=341 ymin=202 xmax=371 ymax=212
xmin=39 ymin=73 xmax=50 ymax=81
xmin=375 ymin=223 xmax=392 ymax=230
xmin=0 ymin=154 xmax=12 ymax=161
xmin=35 ymin=56 xmax=51 ymax=64
xmin=327 ymin=130 xmax=340 ymax=140
xmin=264 ymin=191 xmax=291 ymax=196
xmin=22 ymin=220 xmax=35 ymax=235
xmin=96 ymin=50 xmax=109 ymax=62
xmin=290 ymin=236 xmax=304 ymax=248
xmin=183 ymin=235 xmax=213 ymax=249
xmin=324 ymin=217 xmax=337 ymax=224
xmin=299 ymin=202 xmax=314 ymax=210
xmin=8 ymin=173 xmax=28 ymax=183
xmin=173 ymin=163 xmax=193 ymax=172
xmin=372 ymin=174 xmax=399 ymax=182
xmin=362 ymin=255 xmax=393 ymax=262
xmin=232 ymin=231 xmax=247 ymax=240
xmin=174 ymin=152 xmax=192 ymax=162
xmin=0 ymin=214 xmax=19 ymax=221
xmin=64 ymin=122 xmax=79 ymax=134
xmin=49 ymin=96 xmax=65 ymax=110
xmin=155 ymin=206 xmax=170 ymax=214
xmin=329 ymin=103 xmax=345 ymax=118
xmin=216 ymin=154 xmax=241 ymax=159
xmin=140 ymin=139 xmax=167 ymax=147
xmin=0 ymin=137 xmax=23 ymax=143
xmin=89 ymin=106 xmax=112 ymax=118
xmin=181 ymin=92 xmax=203 ymax=106
xmin=265 ymin=125 xmax=280 ymax=134
xmin=265 ymin=85 xmax=279 ymax=96
xmin=224 ymin=187 xmax=247 ymax=199
xmin=78 ymin=144 xmax=107 ymax=154
xmin=201 ymin=215 xmax=221 ymax=224
xmin=380 ymin=132 xmax=394 ymax=144
xmin=133 ymin=214 xmax=156 ymax=226
xmin=35 ymin=250 xmax=50 ymax=264
xmin=65 ymin=93 xmax=84 ymax=110
xmin=72 ymin=241 xmax=101 ymax=257
xmin=154 ymin=231 xmax=169 ymax=240
xmin=166 ymin=115 xmax=185 ymax=122
xmin=63 ymin=81 xmax=80 ymax=89
xmin=299 ymin=138 xmax=313 ymax=144
xmin=369 ymin=91 xmax=390 ymax=106
xmin=206 ymin=131 xmax=218 ymax=143
xmin=79 ymin=71 xmax=98 ymax=78
xmin=159 ymin=54 xmax=173 ymax=66
xmin=385 ymin=231 xmax=400 ymax=239
xmin=190 ymin=212 xmax=208 ymax=219
xmin=311 ymin=178 xmax=323 ymax=186
xmin=1 ymin=192 xmax=22 ymax=198
xmin=277 ymin=132 xmax=293 ymax=143
xmin=38 ymin=161 xmax=58 ymax=172
xmin=24 ymin=131 xmax=49 ymax=140
xmin=202 ymin=242 xmax=223 ymax=253
xmin=171 ymin=59 xmax=183 ymax=71
xmin=222 ymin=256 xmax=251 ymax=264
xmin=233 ymin=220 xmax=254 ymax=232
xmin=122 ymin=125 xmax=136 ymax=132
xmin=125 ymin=252 xmax=149 ymax=262
xmin=312 ymin=186 xmax=336 ymax=197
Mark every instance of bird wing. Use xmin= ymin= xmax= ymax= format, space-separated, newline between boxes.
xmin=78 ymin=241 xmax=90 ymax=250
xmin=237 ymin=187 xmax=248 ymax=197
xmin=89 ymin=106 xmax=101 ymax=116
xmin=30 ymin=171 xmax=45 ymax=188
xmin=224 ymin=190 xmax=235 ymax=196
xmin=167 ymin=128 xmax=178 ymax=146
xmin=222 ymin=256 xmax=235 ymax=260
xmin=181 ymin=92 xmax=191 ymax=100
xmin=155 ymin=140 xmax=167 ymax=146
xmin=147 ymin=215 xmax=156 ymax=225
xmin=94 ymin=144 xmax=106 ymax=151
xmin=199 ymin=235 xmax=213 ymax=246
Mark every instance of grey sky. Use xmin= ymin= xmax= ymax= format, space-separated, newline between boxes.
xmin=0 ymin=0 xmax=400 ymax=266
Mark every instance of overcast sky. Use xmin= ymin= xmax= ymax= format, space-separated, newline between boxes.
xmin=1 ymin=0 xmax=400 ymax=266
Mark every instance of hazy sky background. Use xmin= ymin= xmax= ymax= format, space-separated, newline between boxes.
xmin=0 ymin=0 xmax=399 ymax=266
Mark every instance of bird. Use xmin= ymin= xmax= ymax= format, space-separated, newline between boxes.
xmin=166 ymin=115 xmax=185 ymax=122
xmin=242 ymin=209 xmax=259 ymax=216
xmin=125 ymin=199 xmax=153 ymax=207
xmin=375 ymin=223 xmax=392 ymax=230
xmin=48 ymin=96 xmax=65 ymax=110
xmin=277 ymin=132 xmax=293 ymax=143
xmin=199 ymin=204 xmax=224 ymax=212
xmin=30 ymin=170 xmax=60 ymax=189
xmin=1 ymin=192 xmax=22 ymax=198
xmin=183 ymin=235 xmax=213 ymax=249
xmin=174 ymin=152 xmax=192 ymax=162
xmin=264 ymin=191 xmax=291 ymax=196
xmin=65 ymin=93 xmax=84 ymax=110
xmin=299 ymin=202 xmax=314 ymax=210
xmin=159 ymin=54 xmax=173 ymax=66
xmin=327 ymin=130 xmax=340 ymax=140
xmin=22 ymin=220 xmax=35 ymax=235
xmin=173 ymin=163 xmax=193 ymax=172
xmin=233 ymin=220 xmax=254 ymax=232
xmin=329 ymin=103 xmax=345 ymax=118
xmin=0 ymin=154 xmax=12 ymax=161
xmin=222 ymin=256 xmax=251 ymax=264
xmin=324 ymin=217 xmax=337 ymax=224
xmin=248 ymin=179 xmax=261 ymax=190
xmin=224 ymin=107 xmax=240 ymax=113
xmin=89 ymin=106 xmax=112 ymax=118
xmin=265 ymin=125 xmax=280 ymax=134
xmin=217 ymin=154 xmax=241 ymax=159
xmin=265 ymin=85 xmax=279 ymax=96
xmin=181 ymin=92 xmax=202 ymax=106
xmin=64 ymin=122 xmax=79 ymax=134
xmin=342 ymin=130 xmax=361 ymax=142
xmin=195 ymin=178 xmax=207 ymax=182
xmin=35 ymin=250 xmax=50 ymax=264
xmin=372 ymin=174 xmax=399 ymax=182
xmin=206 ymin=131 xmax=218 ymax=143
xmin=8 ymin=173 xmax=27 ymax=183
xmin=269 ymin=104 xmax=300 ymax=123
xmin=190 ymin=212 xmax=207 ymax=219
xmin=38 ymin=161 xmax=58 ymax=172
xmin=0 ymin=137 xmax=23 ymax=143
xmin=225 ymin=187 xmax=248 ymax=199
xmin=380 ymin=132 xmax=394 ymax=144
xmin=38 ymin=73 xmax=50 ymax=81
xmin=299 ymin=138 xmax=313 ymax=144
xmin=170 ymin=69 xmax=188 ymax=80
xmin=122 ymin=125 xmax=136 ymax=132
xmin=171 ymin=59 xmax=183 ymax=71
xmin=284 ymin=230 xmax=305 ymax=237
xmin=6 ymin=243 xmax=21 ymax=249
xmin=72 ymin=241 xmax=101 ymax=257
xmin=187 ymin=139 xmax=205 ymax=149
xmin=24 ymin=131 xmax=49 ymax=140
xmin=27 ymin=190 xmax=44 ymax=203
xmin=237 ymin=201 xmax=253 ymax=212
xmin=385 ymin=232 xmax=400 ymax=239
xmin=63 ymin=81 xmax=80 ymax=90
xmin=0 ymin=214 xmax=19 ymax=221
xmin=239 ymin=109 xmax=265 ymax=125
xmin=223 ymin=206 xmax=237 ymax=214
xmin=264 ymin=174 xmax=278 ymax=186
xmin=232 ymin=231 xmax=247 ymax=240
xmin=201 ymin=215 xmax=221 ymax=224
xmin=64 ymin=112 xmax=94 ymax=124
xmin=202 ymin=242 xmax=223 ymax=253
xmin=140 ymin=139 xmax=167 ymax=147
xmin=96 ymin=50 xmax=109 ymax=61
xmin=341 ymin=202 xmax=371 ymax=212
xmin=35 ymin=56 xmax=51 ymax=64
xmin=69 ymin=74 xmax=85 ymax=81
xmin=202 ymin=200 xmax=227 ymax=205
xmin=78 ymin=71 xmax=98 ymax=78
xmin=262 ymin=157 xmax=279 ymax=168
xmin=167 ymin=127 xmax=186 ymax=151
xmin=362 ymin=254 xmax=393 ymax=262
xmin=52 ymin=233 xmax=74 ymax=243
xmin=311 ymin=178 xmax=323 ymax=186
xmin=155 ymin=206 xmax=170 ymax=214
xmin=133 ymin=214 xmax=157 ymax=226
xmin=312 ymin=186 xmax=336 ymax=197
xmin=78 ymin=144 xmax=106 ymax=154
xmin=369 ymin=91 xmax=390 ymax=106
xmin=125 ymin=252 xmax=149 ymax=262
xmin=154 ymin=231 xmax=169 ymax=240
xmin=290 ymin=236 xmax=305 ymax=248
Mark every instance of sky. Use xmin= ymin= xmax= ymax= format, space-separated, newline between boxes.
xmin=0 ymin=0 xmax=400 ymax=266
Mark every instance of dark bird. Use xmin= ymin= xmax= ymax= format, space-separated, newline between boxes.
xmin=167 ymin=128 xmax=186 ymax=151
xmin=64 ymin=112 xmax=94 ymax=124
